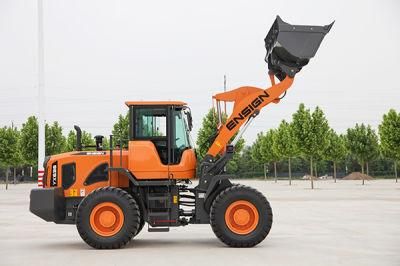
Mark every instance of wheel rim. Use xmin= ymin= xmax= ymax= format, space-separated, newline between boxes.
xmin=90 ymin=202 xmax=124 ymax=237
xmin=225 ymin=200 xmax=259 ymax=235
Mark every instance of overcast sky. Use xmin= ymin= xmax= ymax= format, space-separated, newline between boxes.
xmin=1 ymin=0 xmax=399 ymax=145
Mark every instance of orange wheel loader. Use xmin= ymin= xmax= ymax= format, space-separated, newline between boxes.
xmin=30 ymin=16 xmax=333 ymax=249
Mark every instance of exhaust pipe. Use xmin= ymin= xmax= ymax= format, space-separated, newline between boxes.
xmin=74 ymin=125 xmax=82 ymax=151
xmin=265 ymin=16 xmax=334 ymax=80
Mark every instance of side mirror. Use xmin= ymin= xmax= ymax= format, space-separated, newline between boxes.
xmin=185 ymin=110 xmax=193 ymax=131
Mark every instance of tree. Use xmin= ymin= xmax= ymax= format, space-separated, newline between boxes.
xmin=11 ymin=126 xmax=24 ymax=184
xmin=0 ymin=126 xmax=19 ymax=189
xmin=196 ymin=108 xmax=244 ymax=174
xmin=65 ymin=130 xmax=77 ymax=152
xmin=112 ymin=113 xmax=129 ymax=148
xmin=45 ymin=121 xmax=66 ymax=156
xmin=260 ymin=129 xmax=280 ymax=182
xmin=273 ymin=120 xmax=298 ymax=185
xmin=346 ymin=123 xmax=379 ymax=185
xmin=292 ymin=104 xmax=330 ymax=189
xmin=379 ymin=109 xmax=400 ymax=182
xmin=325 ymin=130 xmax=347 ymax=182
xmin=20 ymin=116 xmax=38 ymax=167
xmin=237 ymin=146 xmax=263 ymax=178
xmin=251 ymin=133 xmax=266 ymax=179
xmin=196 ymin=108 xmax=244 ymax=160
xmin=65 ymin=129 xmax=95 ymax=151
xmin=196 ymin=108 xmax=220 ymax=159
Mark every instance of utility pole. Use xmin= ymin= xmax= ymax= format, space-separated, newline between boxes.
xmin=11 ymin=121 xmax=16 ymax=185
xmin=37 ymin=0 xmax=45 ymax=188
xmin=223 ymin=75 xmax=227 ymax=114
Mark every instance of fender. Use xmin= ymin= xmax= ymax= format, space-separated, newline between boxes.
xmin=203 ymin=175 xmax=233 ymax=212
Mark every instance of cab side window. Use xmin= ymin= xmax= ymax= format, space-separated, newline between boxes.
xmin=62 ymin=163 xmax=76 ymax=189
xmin=134 ymin=108 xmax=168 ymax=164
xmin=84 ymin=163 xmax=109 ymax=186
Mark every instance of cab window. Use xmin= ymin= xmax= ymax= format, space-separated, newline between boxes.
xmin=62 ymin=163 xmax=76 ymax=189
xmin=134 ymin=108 xmax=168 ymax=164
xmin=171 ymin=109 xmax=192 ymax=164
xmin=135 ymin=108 xmax=167 ymax=138
xmin=84 ymin=163 xmax=109 ymax=186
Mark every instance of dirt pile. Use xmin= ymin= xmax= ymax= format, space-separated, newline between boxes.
xmin=302 ymin=175 xmax=317 ymax=180
xmin=343 ymin=172 xmax=373 ymax=180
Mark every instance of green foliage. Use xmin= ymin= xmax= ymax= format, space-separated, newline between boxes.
xmin=346 ymin=123 xmax=379 ymax=167
xmin=65 ymin=130 xmax=77 ymax=152
xmin=292 ymin=104 xmax=330 ymax=163
xmin=226 ymin=137 xmax=245 ymax=173
xmin=196 ymin=108 xmax=244 ymax=174
xmin=112 ymin=113 xmax=129 ymax=148
xmin=196 ymin=108 xmax=243 ymax=160
xmin=379 ymin=109 xmax=400 ymax=161
xmin=292 ymin=104 xmax=312 ymax=157
xmin=12 ymin=127 xmax=24 ymax=167
xmin=251 ymin=132 xmax=264 ymax=164
xmin=273 ymin=120 xmax=298 ymax=159
xmin=45 ymin=121 xmax=66 ymax=156
xmin=81 ymin=131 xmax=95 ymax=147
xmin=236 ymin=146 xmax=264 ymax=178
xmin=0 ymin=126 xmax=19 ymax=167
xmin=65 ymin=129 xmax=95 ymax=152
xmin=19 ymin=116 xmax=38 ymax=166
xmin=325 ymin=130 xmax=347 ymax=163
xmin=260 ymin=129 xmax=280 ymax=163
xmin=196 ymin=108 xmax=220 ymax=159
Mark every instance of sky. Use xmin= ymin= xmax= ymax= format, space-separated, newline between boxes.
xmin=0 ymin=0 xmax=399 ymax=146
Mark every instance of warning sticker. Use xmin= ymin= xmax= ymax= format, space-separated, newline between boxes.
xmin=69 ymin=189 xmax=78 ymax=197
xmin=80 ymin=189 xmax=86 ymax=197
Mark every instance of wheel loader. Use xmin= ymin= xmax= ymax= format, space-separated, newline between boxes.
xmin=30 ymin=16 xmax=333 ymax=249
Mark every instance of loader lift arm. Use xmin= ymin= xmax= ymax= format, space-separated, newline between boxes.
xmin=197 ymin=15 xmax=333 ymax=191
xmin=207 ymin=74 xmax=293 ymax=158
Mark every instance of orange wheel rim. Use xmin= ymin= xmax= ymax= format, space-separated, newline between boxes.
xmin=225 ymin=200 xmax=259 ymax=235
xmin=90 ymin=202 xmax=124 ymax=237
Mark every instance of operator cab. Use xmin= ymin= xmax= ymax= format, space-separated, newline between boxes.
xmin=126 ymin=101 xmax=196 ymax=179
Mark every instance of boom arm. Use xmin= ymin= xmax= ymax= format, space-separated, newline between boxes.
xmin=207 ymin=74 xmax=293 ymax=157
xmin=197 ymin=16 xmax=332 ymax=193
xmin=205 ymin=15 xmax=332 ymax=158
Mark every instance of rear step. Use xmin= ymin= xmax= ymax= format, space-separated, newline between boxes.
xmin=148 ymin=211 xmax=170 ymax=217
xmin=148 ymin=227 xmax=170 ymax=232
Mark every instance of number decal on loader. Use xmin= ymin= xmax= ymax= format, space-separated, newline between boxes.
xmin=69 ymin=189 xmax=78 ymax=197
xmin=50 ymin=162 xmax=57 ymax=187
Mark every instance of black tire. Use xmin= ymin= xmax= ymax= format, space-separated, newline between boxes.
xmin=135 ymin=216 xmax=145 ymax=236
xmin=76 ymin=187 xmax=140 ymax=249
xmin=210 ymin=185 xmax=273 ymax=247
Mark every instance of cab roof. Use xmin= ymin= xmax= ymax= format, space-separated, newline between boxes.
xmin=125 ymin=101 xmax=187 ymax=107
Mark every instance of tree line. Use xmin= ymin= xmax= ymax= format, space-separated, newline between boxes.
xmin=0 ymin=114 xmax=128 ymax=188
xmin=196 ymin=104 xmax=400 ymax=187
xmin=1 ymin=105 xmax=399 ymax=188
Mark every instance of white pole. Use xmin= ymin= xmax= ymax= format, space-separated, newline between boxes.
xmin=37 ymin=0 xmax=45 ymax=188
xmin=223 ymin=75 xmax=227 ymax=114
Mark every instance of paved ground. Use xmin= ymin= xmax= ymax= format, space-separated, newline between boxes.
xmin=0 ymin=180 xmax=399 ymax=266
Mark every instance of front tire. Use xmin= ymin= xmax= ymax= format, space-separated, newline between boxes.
xmin=210 ymin=185 xmax=273 ymax=247
xmin=76 ymin=187 xmax=140 ymax=249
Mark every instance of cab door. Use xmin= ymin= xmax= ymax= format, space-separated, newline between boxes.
xmin=167 ymin=107 xmax=196 ymax=179
xmin=128 ymin=106 xmax=169 ymax=179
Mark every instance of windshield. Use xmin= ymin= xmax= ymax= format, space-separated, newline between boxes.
xmin=174 ymin=110 xmax=193 ymax=149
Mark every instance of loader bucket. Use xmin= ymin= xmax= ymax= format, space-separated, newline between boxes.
xmin=265 ymin=16 xmax=333 ymax=80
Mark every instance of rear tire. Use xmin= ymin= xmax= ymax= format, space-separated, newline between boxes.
xmin=210 ymin=185 xmax=273 ymax=247
xmin=76 ymin=187 xmax=140 ymax=249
